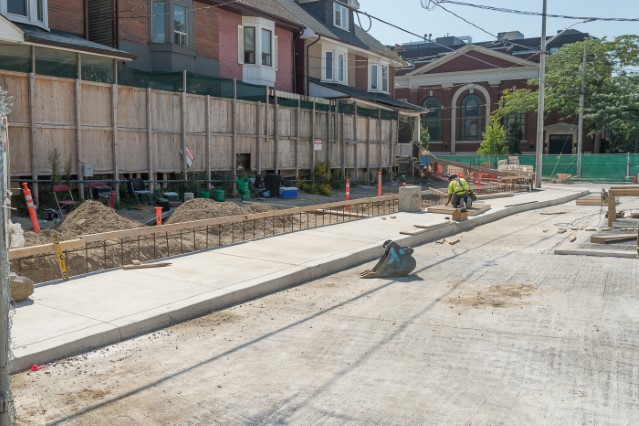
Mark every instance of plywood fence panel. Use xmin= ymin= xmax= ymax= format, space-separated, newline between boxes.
xmin=329 ymin=141 xmax=340 ymax=168
xmin=236 ymin=101 xmax=257 ymax=135
xmin=277 ymin=108 xmax=293 ymax=138
xmin=344 ymin=144 xmax=355 ymax=168
xmin=314 ymin=112 xmax=327 ymax=141
xmin=260 ymin=137 xmax=275 ymax=171
xmin=34 ymin=77 xmax=75 ymax=125
xmin=1 ymin=73 xmax=29 ymax=123
xmin=117 ymin=87 xmax=147 ymax=129
xmin=81 ymin=129 xmax=113 ymax=172
xmin=266 ymin=105 xmax=275 ymax=138
xmin=298 ymin=140 xmax=311 ymax=171
xmin=236 ymin=135 xmax=253 ymax=156
xmin=278 ymin=138 xmax=296 ymax=169
xmin=343 ymin=115 xmax=354 ymax=142
xmin=152 ymin=92 xmax=181 ymax=132
xmin=35 ymin=128 xmax=75 ymax=173
xmin=185 ymin=95 xmax=206 ymax=133
xmin=186 ymin=134 xmax=206 ymax=170
xmin=211 ymin=135 xmax=231 ymax=171
xmin=119 ymin=130 xmax=148 ymax=172
xmin=152 ymin=132 xmax=179 ymax=172
xmin=80 ymin=83 xmax=111 ymax=127
xmin=357 ymin=140 xmax=367 ymax=167
xmin=210 ymin=99 xmax=232 ymax=134
xmin=299 ymin=109 xmax=312 ymax=140
xmin=8 ymin=126 xmax=30 ymax=175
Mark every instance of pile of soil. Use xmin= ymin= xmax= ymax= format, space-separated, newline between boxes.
xmin=23 ymin=201 xmax=143 ymax=246
xmin=166 ymin=199 xmax=275 ymax=224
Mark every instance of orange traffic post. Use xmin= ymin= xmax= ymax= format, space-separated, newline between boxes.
xmin=109 ymin=190 xmax=116 ymax=209
xmin=21 ymin=182 xmax=40 ymax=233
xmin=155 ymin=206 xmax=163 ymax=225
xmin=345 ymin=178 xmax=350 ymax=211
xmin=377 ymin=171 xmax=382 ymax=197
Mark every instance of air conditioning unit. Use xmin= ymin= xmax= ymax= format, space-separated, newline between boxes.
xmin=82 ymin=163 xmax=94 ymax=177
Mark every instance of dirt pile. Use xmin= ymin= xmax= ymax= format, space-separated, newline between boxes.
xmin=23 ymin=201 xmax=143 ymax=246
xmin=166 ymin=199 xmax=275 ymax=224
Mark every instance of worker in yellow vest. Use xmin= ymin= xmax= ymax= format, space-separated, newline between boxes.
xmin=445 ymin=174 xmax=472 ymax=209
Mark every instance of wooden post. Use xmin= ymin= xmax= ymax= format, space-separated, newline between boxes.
xmin=232 ymin=79 xmax=237 ymax=193
xmin=608 ymin=190 xmax=616 ymax=228
xmin=354 ymin=103 xmax=358 ymax=180
xmin=256 ymin=101 xmax=261 ymax=175
xmin=295 ymin=98 xmax=300 ymax=178
xmin=378 ymin=110 xmax=382 ymax=169
xmin=274 ymin=91 xmax=279 ymax=173
xmin=146 ymin=87 xmax=153 ymax=193
xmin=112 ymin=66 xmax=120 ymax=202
xmin=341 ymin=111 xmax=346 ymax=176
xmin=181 ymin=70 xmax=187 ymax=181
xmin=28 ymin=72 xmax=38 ymax=204
xmin=206 ymin=95 xmax=211 ymax=189
xmin=366 ymin=116 xmax=371 ymax=181
xmin=326 ymin=101 xmax=332 ymax=178
xmin=75 ymin=54 xmax=84 ymax=200
xmin=391 ymin=116 xmax=397 ymax=178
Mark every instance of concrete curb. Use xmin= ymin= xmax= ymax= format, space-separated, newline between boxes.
xmin=10 ymin=189 xmax=588 ymax=373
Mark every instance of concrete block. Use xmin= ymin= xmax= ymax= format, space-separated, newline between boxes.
xmin=399 ymin=185 xmax=422 ymax=212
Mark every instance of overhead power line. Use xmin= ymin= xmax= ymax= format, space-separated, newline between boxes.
xmin=436 ymin=0 xmax=639 ymax=22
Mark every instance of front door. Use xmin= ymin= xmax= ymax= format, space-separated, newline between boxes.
xmin=548 ymin=134 xmax=573 ymax=154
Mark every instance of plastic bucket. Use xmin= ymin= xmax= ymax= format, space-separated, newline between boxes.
xmin=239 ymin=190 xmax=250 ymax=201
xmin=213 ymin=189 xmax=225 ymax=202
xmin=236 ymin=177 xmax=249 ymax=192
xmin=184 ymin=192 xmax=194 ymax=202
xmin=198 ymin=190 xmax=211 ymax=199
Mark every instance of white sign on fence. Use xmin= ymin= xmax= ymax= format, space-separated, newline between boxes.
xmin=314 ymin=140 xmax=322 ymax=151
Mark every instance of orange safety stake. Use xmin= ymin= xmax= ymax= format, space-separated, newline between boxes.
xmin=345 ymin=178 xmax=350 ymax=211
xmin=22 ymin=182 xmax=40 ymax=233
xmin=377 ymin=171 xmax=382 ymax=197
xmin=155 ymin=206 xmax=163 ymax=225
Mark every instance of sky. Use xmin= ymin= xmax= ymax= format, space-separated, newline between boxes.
xmin=358 ymin=0 xmax=639 ymax=46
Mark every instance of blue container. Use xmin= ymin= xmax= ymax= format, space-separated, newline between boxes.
xmin=279 ymin=187 xmax=298 ymax=199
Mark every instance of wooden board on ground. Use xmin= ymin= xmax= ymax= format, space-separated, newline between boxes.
xmin=576 ymin=196 xmax=611 ymax=206
xmin=590 ymin=233 xmax=638 ymax=244
xmin=123 ymin=261 xmax=172 ymax=270
xmin=426 ymin=204 xmax=491 ymax=216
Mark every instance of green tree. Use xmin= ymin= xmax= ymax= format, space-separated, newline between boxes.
xmin=507 ymin=118 xmax=523 ymax=154
xmin=477 ymin=117 xmax=508 ymax=155
xmin=494 ymin=36 xmax=639 ymax=153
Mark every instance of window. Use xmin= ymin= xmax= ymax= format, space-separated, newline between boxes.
xmin=421 ymin=97 xmax=441 ymax=141
xmin=333 ymin=2 xmax=348 ymax=31
xmin=151 ymin=1 xmax=166 ymax=43
xmin=323 ymin=49 xmax=347 ymax=84
xmin=173 ymin=4 xmax=187 ymax=46
xmin=238 ymin=18 xmax=277 ymax=71
xmin=461 ymin=94 xmax=484 ymax=141
xmin=243 ymin=27 xmax=256 ymax=64
xmin=149 ymin=1 xmax=192 ymax=47
xmin=3 ymin=0 xmax=47 ymax=28
xmin=503 ymin=113 xmax=526 ymax=140
xmin=369 ymin=62 xmax=389 ymax=93
xmin=261 ymin=28 xmax=272 ymax=66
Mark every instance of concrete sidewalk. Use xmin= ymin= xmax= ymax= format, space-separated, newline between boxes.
xmin=9 ymin=185 xmax=589 ymax=373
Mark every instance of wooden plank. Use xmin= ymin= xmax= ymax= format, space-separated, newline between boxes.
xmin=9 ymin=239 xmax=85 ymax=260
xmin=590 ymin=234 xmax=637 ymax=244
xmin=123 ymin=262 xmax=172 ymax=270
xmin=609 ymin=188 xmax=639 ymax=197
xmin=427 ymin=204 xmax=491 ymax=216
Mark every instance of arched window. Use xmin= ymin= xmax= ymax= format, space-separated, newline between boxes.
xmin=461 ymin=94 xmax=484 ymax=141
xmin=421 ymin=97 xmax=441 ymax=141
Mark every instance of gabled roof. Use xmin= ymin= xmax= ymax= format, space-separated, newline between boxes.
xmin=406 ymin=44 xmax=537 ymax=77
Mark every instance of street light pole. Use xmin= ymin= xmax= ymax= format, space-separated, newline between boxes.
xmin=577 ymin=43 xmax=587 ymax=177
xmin=534 ymin=0 xmax=547 ymax=188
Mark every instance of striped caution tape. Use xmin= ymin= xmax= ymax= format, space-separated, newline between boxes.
xmin=52 ymin=236 xmax=69 ymax=280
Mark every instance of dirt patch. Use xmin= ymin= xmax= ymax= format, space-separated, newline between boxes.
xmin=448 ymin=284 xmax=534 ymax=308
xmin=166 ymin=199 xmax=276 ymax=224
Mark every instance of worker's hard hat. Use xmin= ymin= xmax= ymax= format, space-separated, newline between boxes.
xmin=448 ymin=174 xmax=457 ymax=181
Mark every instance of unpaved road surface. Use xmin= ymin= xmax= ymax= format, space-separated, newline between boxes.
xmin=11 ymin=201 xmax=639 ymax=425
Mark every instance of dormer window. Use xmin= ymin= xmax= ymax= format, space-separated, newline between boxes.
xmin=333 ymin=2 xmax=348 ymax=31
xmin=2 ymin=0 xmax=48 ymax=29
xmin=150 ymin=1 xmax=192 ymax=48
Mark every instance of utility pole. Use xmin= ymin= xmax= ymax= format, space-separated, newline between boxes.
xmin=577 ymin=43 xmax=587 ymax=178
xmin=534 ymin=0 xmax=547 ymax=188
xmin=0 ymin=117 xmax=11 ymax=425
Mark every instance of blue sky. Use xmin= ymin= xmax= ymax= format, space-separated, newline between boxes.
xmin=359 ymin=0 xmax=639 ymax=46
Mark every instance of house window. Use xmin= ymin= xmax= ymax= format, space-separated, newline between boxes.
xmin=323 ymin=49 xmax=347 ymax=84
xmin=461 ymin=94 xmax=484 ymax=141
xmin=261 ymin=28 xmax=272 ymax=66
xmin=150 ymin=1 xmax=192 ymax=47
xmin=369 ymin=63 xmax=389 ymax=93
xmin=3 ymin=0 xmax=47 ymax=28
xmin=421 ymin=97 xmax=441 ymax=141
xmin=173 ymin=4 xmax=187 ymax=46
xmin=243 ymin=27 xmax=256 ymax=64
xmin=238 ymin=18 xmax=277 ymax=70
xmin=333 ymin=2 xmax=348 ymax=31
xmin=151 ymin=1 xmax=166 ymax=43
